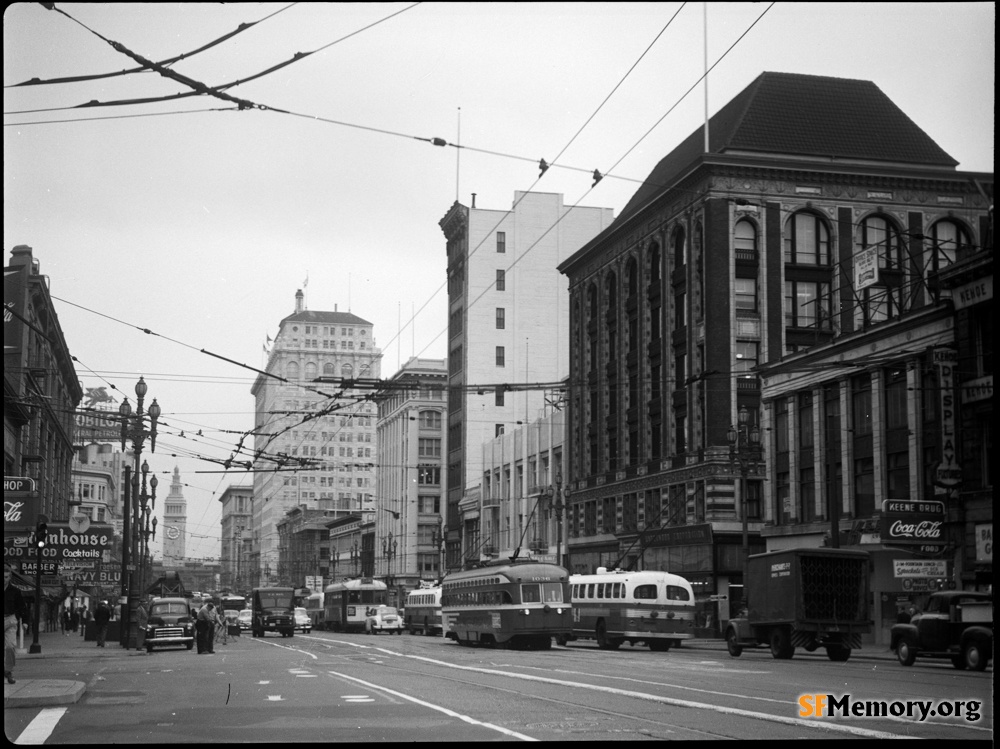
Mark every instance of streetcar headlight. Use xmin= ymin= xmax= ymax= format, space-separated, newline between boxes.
xmin=523 ymin=608 xmax=530 ymax=616
xmin=556 ymin=608 xmax=563 ymax=615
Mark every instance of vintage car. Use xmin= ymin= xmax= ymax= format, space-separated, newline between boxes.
xmin=237 ymin=609 xmax=253 ymax=631
xmin=294 ymin=607 xmax=312 ymax=634
xmin=891 ymin=591 xmax=992 ymax=671
xmin=144 ymin=597 xmax=196 ymax=653
xmin=365 ymin=605 xmax=404 ymax=635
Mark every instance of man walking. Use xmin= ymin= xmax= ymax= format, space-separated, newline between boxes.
xmin=94 ymin=600 xmax=112 ymax=647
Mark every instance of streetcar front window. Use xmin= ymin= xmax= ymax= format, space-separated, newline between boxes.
xmin=542 ymin=583 xmax=564 ymax=603
xmin=521 ymin=584 xmax=541 ymax=603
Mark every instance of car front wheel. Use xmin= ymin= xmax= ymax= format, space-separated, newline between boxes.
xmin=896 ymin=639 xmax=916 ymax=666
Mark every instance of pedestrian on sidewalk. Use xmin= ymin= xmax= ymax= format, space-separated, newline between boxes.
xmin=94 ymin=600 xmax=112 ymax=647
xmin=4 ymin=563 xmax=26 ymax=685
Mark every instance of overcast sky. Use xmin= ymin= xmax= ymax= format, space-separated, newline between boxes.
xmin=4 ymin=2 xmax=994 ymax=562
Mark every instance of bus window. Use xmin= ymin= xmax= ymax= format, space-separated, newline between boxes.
xmin=634 ymin=584 xmax=657 ymax=600
xmin=587 ymin=584 xmax=595 ymax=598
xmin=613 ymin=583 xmax=623 ymax=598
xmin=596 ymin=584 xmax=605 ymax=599
xmin=521 ymin=584 xmax=541 ymax=603
xmin=666 ymin=585 xmax=691 ymax=601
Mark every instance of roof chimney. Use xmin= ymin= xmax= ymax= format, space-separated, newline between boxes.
xmin=295 ymin=289 xmax=304 ymax=313
xmin=471 ymin=193 xmax=476 ymax=208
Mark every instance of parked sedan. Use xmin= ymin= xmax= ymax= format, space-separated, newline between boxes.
xmin=365 ymin=605 xmax=404 ymax=635
xmin=237 ymin=609 xmax=253 ymax=631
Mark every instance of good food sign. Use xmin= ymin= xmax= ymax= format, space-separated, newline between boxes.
xmin=880 ymin=500 xmax=945 ymax=550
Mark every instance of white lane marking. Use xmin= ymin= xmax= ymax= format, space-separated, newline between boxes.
xmin=327 ymin=670 xmax=536 ymax=741
xmin=15 ymin=707 xmax=68 ymax=745
xmin=266 ymin=695 xmax=285 ymax=701
xmin=295 ymin=674 xmax=318 ymax=678
xmin=374 ymin=651 xmax=906 ymax=740
xmin=250 ymin=638 xmax=318 ymax=659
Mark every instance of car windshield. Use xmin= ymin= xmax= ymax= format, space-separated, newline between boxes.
xmin=151 ymin=602 xmax=188 ymax=616
xmin=295 ymin=608 xmax=307 ymax=616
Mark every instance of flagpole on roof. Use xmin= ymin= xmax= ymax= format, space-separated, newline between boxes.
xmin=703 ymin=1 xmax=709 ymax=153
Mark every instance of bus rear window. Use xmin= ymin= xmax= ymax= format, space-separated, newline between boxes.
xmin=634 ymin=584 xmax=657 ymax=600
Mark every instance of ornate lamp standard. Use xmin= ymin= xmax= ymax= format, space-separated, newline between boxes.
xmin=118 ymin=377 xmax=161 ymax=648
xmin=382 ymin=532 xmax=398 ymax=603
xmin=543 ymin=472 xmax=567 ymax=568
xmin=727 ymin=405 xmax=763 ymax=611
xmin=132 ymin=460 xmax=158 ymax=597
xmin=350 ymin=540 xmax=360 ymax=578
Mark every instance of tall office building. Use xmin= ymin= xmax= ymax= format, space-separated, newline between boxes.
xmin=439 ymin=191 xmax=614 ymax=569
xmin=250 ymin=290 xmax=381 ymax=587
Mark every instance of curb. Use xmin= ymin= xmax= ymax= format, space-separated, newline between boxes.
xmin=4 ymin=679 xmax=86 ymax=709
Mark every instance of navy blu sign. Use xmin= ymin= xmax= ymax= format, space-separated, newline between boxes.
xmin=880 ymin=499 xmax=945 ymax=545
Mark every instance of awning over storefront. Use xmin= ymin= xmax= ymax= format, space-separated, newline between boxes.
xmin=9 ymin=571 xmax=62 ymax=600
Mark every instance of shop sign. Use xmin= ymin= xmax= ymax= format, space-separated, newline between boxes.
xmin=893 ymin=559 xmax=947 ymax=578
xmin=975 ymin=523 xmax=992 ymax=562
xmin=643 ymin=522 xmax=713 ymax=549
xmin=934 ymin=348 xmax=961 ymax=489
xmin=961 ymin=375 xmax=992 ymax=405
xmin=3 ymin=476 xmax=39 ymax=528
xmin=881 ymin=499 xmax=945 ymax=547
xmin=3 ymin=522 xmax=113 ymax=561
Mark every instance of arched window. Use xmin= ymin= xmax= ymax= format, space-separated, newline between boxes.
xmin=341 ymin=363 xmax=354 ymax=379
xmin=927 ymin=219 xmax=971 ymax=272
xmin=286 ymin=361 xmax=300 ymax=380
xmin=857 ymin=214 xmax=903 ymax=324
xmin=784 ymin=212 xmax=831 ymax=265
xmin=673 ymin=226 xmax=686 ymax=267
xmin=304 ymin=362 xmax=317 ymax=380
xmin=323 ymin=362 xmax=335 ymax=376
xmin=626 ymin=257 xmax=638 ymax=298
xmin=735 ymin=220 xmax=757 ymax=260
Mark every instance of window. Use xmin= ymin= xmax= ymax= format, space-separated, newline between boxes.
xmin=495 ymin=346 xmax=505 ymax=367
xmin=495 ymin=424 xmax=504 ymax=437
xmin=735 ymin=220 xmax=757 ymax=260
xmin=497 ymin=231 xmax=506 ymax=253
xmin=496 ymin=308 xmax=505 ymax=329
xmin=418 ymin=438 xmax=442 ymax=457
xmin=927 ymin=219 xmax=970 ymax=273
xmin=418 ymin=467 xmax=441 ymax=485
xmin=784 ymin=212 xmax=831 ymax=265
xmin=735 ymin=341 xmax=758 ymax=376
xmin=784 ymin=281 xmax=831 ymax=328
xmin=496 ymin=269 xmax=506 ymax=291
xmin=419 ymin=410 xmax=442 ymax=429
xmin=734 ymin=278 xmax=757 ymax=311
xmin=495 ymin=388 xmax=504 ymax=407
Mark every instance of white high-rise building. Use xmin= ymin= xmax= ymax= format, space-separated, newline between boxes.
xmin=250 ymin=290 xmax=381 ymax=587
xmin=439 ymin=191 xmax=614 ymax=568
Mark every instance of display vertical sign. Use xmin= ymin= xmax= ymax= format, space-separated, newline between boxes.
xmin=934 ymin=348 xmax=961 ymax=491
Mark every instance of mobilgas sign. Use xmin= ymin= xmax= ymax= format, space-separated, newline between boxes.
xmin=3 ymin=522 xmax=113 ymax=561
xmin=880 ymin=500 xmax=945 ymax=546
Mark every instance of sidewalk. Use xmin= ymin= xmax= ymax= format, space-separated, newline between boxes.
xmin=4 ymin=627 xmax=144 ymax=709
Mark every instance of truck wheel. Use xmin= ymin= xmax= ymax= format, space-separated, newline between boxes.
xmin=769 ymin=628 xmax=793 ymax=659
xmin=726 ymin=628 xmax=742 ymax=657
xmin=963 ymin=640 xmax=989 ymax=671
xmin=826 ymin=645 xmax=851 ymax=662
xmin=896 ymin=638 xmax=916 ymax=666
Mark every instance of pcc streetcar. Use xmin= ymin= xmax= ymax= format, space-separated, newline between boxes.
xmin=563 ymin=568 xmax=695 ymax=650
xmin=322 ymin=578 xmax=388 ymax=632
xmin=441 ymin=561 xmax=572 ymax=649
xmin=404 ymin=586 xmax=442 ymax=635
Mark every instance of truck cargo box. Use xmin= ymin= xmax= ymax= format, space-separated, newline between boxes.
xmin=747 ymin=548 xmax=870 ymax=629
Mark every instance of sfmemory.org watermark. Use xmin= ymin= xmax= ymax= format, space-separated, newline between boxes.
xmin=799 ymin=694 xmax=982 ymax=723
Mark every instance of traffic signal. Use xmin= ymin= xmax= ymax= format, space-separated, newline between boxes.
xmin=36 ymin=522 xmax=48 ymax=549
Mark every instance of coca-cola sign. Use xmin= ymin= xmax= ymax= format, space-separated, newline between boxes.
xmin=881 ymin=499 xmax=945 ymax=546
xmin=3 ymin=476 xmax=38 ymax=529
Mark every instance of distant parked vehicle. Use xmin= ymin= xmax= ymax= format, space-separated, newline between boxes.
xmin=294 ymin=607 xmax=312 ymax=634
xmin=237 ymin=609 xmax=253 ymax=631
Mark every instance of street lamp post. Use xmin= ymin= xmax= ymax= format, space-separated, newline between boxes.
xmin=727 ymin=405 xmax=763 ymax=611
xmin=118 ymin=377 xmax=161 ymax=649
xmin=350 ymin=541 xmax=360 ymax=578
xmin=132 ymin=460 xmax=157 ymax=598
xmin=382 ymin=532 xmax=397 ymax=603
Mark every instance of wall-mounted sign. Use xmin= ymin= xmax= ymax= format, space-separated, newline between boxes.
xmin=976 ymin=524 xmax=992 ymax=563
xmin=881 ymin=499 xmax=945 ymax=548
xmin=934 ymin=348 xmax=961 ymax=489
xmin=3 ymin=476 xmax=38 ymax=529
xmin=893 ymin=559 xmax=948 ymax=578
xmin=854 ymin=247 xmax=879 ymax=291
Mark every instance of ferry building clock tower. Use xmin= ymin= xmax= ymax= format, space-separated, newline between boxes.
xmin=161 ymin=466 xmax=187 ymax=565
